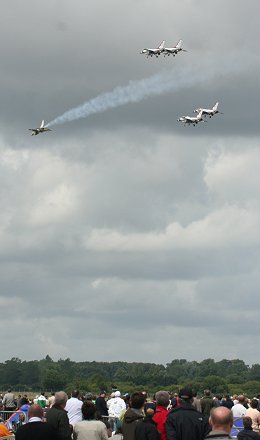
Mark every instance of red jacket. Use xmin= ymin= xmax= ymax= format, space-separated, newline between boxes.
xmin=153 ymin=406 xmax=169 ymax=440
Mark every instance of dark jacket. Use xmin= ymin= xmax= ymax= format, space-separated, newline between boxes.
xmin=96 ymin=396 xmax=108 ymax=417
xmin=46 ymin=405 xmax=71 ymax=440
xmin=221 ymin=400 xmax=234 ymax=410
xmin=166 ymin=402 xmax=211 ymax=440
xmin=201 ymin=397 xmax=214 ymax=416
xmin=122 ymin=408 xmax=144 ymax=440
xmin=205 ymin=430 xmax=231 ymax=440
xmin=135 ymin=416 xmax=161 ymax=440
xmin=15 ymin=421 xmax=58 ymax=440
xmin=237 ymin=429 xmax=260 ymax=440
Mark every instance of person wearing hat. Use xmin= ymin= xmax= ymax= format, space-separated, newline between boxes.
xmin=108 ymin=391 xmax=126 ymax=434
xmin=166 ymin=388 xmax=211 ymax=440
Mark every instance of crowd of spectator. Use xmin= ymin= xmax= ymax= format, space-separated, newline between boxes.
xmin=0 ymin=387 xmax=260 ymax=440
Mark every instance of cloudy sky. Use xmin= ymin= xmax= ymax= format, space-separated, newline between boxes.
xmin=1 ymin=0 xmax=260 ymax=365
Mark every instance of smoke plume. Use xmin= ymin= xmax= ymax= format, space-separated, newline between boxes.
xmin=46 ymin=67 xmax=202 ymax=128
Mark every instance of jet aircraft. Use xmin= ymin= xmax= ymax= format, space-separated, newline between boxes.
xmin=177 ymin=110 xmax=205 ymax=126
xmin=194 ymin=102 xmax=222 ymax=118
xmin=140 ymin=40 xmax=165 ymax=58
xmin=163 ymin=39 xmax=187 ymax=56
xmin=28 ymin=120 xmax=51 ymax=136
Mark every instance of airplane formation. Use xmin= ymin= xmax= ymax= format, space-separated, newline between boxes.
xmin=177 ymin=103 xmax=223 ymax=126
xmin=29 ymin=40 xmax=222 ymax=134
xmin=140 ymin=39 xmax=187 ymax=58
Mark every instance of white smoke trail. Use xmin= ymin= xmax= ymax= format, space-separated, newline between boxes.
xmin=46 ymin=67 xmax=202 ymax=128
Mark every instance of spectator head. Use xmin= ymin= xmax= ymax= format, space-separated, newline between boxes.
xmin=204 ymin=389 xmax=211 ymax=397
xmin=71 ymin=390 xmax=80 ymax=398
xmin=250 ymin=399 xmax=258 ymax=409
xmin=115 ymin=391 xmax=121 ymax=397
xmin=130 ymin=392 xmax=145 ymax=410
xmin=243 ymin=417 xmax=253 ymax=430
xmin=19 ymin=413 xmax=25 ymax=422
xmin=210 ymin=407 xmax=233 ymax=434
xmin=155 ymin=391 xmax=170 ymax=408
xmin=20 ymin=397 xmax=29 ymax=406
xmin=55 ymin=391 xmax=68 ymax=408
xmin=178 ymin=388 xmax=194 ymax=403
xmin=238 ymin=395 xmax=245 ymax=404
xmin=82 ymin=401 xmax=96 ymax=420
xmin=28 ymin=404 xmax=44 ymax=420
xmin=145 ymin=407 xmax=155 ymax=417
xmin=84 ymin=392 xmax=93 ymax=401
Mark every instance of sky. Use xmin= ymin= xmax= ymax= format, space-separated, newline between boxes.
xmin=0 ymin=0 xmax=260 ymax=365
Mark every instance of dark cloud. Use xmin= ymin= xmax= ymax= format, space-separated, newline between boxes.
xmin=0 ymin=0 xmax=260 ymax=364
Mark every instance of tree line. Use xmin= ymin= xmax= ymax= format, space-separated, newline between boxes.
xmin=1 ymin=356 xmax=260 ymax=397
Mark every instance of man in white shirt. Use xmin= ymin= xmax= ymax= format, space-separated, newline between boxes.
xmin=65 ymin=389 xmax=83 ymax=426
xmin=231 ymin=395 xmax=247 ymax=418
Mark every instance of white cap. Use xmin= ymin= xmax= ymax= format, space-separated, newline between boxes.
xmin=115 ymin=391 xmax=121 ymax=397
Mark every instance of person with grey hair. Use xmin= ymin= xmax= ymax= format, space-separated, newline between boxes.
xmin=152 ymin=391 xmax=170 ymax=440
xmin=46 ymin=391 xmax=72 ymax=440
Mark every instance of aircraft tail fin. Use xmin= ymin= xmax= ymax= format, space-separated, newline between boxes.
xmin=158 ymin=40 xmax=165 ymax=49
xmin=213 ymin=102 xmax=219 ymax=111
xmin=40 ymin=120 xmax=45 ymax=128
xmin=176 ymin=39 xmax=182 ymax=48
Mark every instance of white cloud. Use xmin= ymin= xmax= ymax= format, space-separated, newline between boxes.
xmin=84 ymin=203 xmax=260 ymax=251
xmin=205 ymin=147 xmax=260 ymax=202
xmin=0 ymin=0 xmax=260 ymax=365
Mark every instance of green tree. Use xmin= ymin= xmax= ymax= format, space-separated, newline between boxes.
xmin=249 ymin=365 xmax=260 ymax=381
xmin=4 ymin=358 xmax=22 ymax=385
xmin=42 ymin=369 xmax=67 ymax=391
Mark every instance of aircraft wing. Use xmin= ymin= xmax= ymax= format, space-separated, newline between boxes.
xmin=163 ymin=48 xmax=174 ymax=53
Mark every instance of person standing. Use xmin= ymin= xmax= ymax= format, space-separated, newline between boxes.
xmin=232 ymin=396 xmax=247 ymax=418
xmin=73 ymin=401 xmax=108 ymax=440
xmin=237 ymin=416 xmax=260 ymax=440
xmin=135 ymin=406 xmax=160 ymax=440
xmin=122 ymin=392 xmax=145 ymax=440
xmin=204 ymin=407 xmax=233 ymax=440
xmin=37 ymin=392 xmax=47 ymax=409
xmin=46 ymin=391 xmax=71 ymax=440
xmin=201 ymin=390 xmax=214 ymax=417
xmin=96 ymin=391 xmax=108 ymax=418
xmin=166 ymin=388 xmax=211 ymax=440
xmin=3 ymin=389 xmax=16 ymax=412
xmin=152 ymin=390 xmax=169 ymax=440
xmin=65 ymin=390 xmax=83 ymax=427
xmin=16 ymin=404 xmax=57 ymax=440
xmin=245 ymin=399 xmax=260 ymax=432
